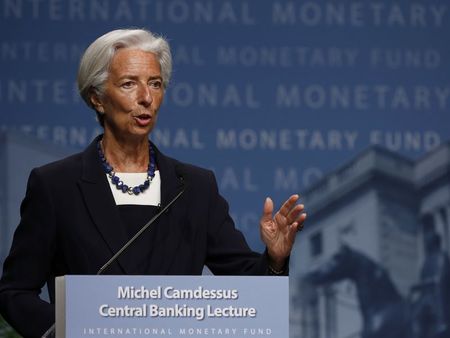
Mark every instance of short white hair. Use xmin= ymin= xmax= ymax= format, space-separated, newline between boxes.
xmin=77 ymin=28 xmax=172 ymax=125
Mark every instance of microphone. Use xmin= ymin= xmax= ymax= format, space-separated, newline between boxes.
xmin=41 ymin=171 xmax=187 ymax=338
xmin=97 ymin=173 xmax=186 ymax=275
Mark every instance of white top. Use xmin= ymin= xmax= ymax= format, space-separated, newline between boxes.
xmin=106 ymin=171 xmax=161 ymax=206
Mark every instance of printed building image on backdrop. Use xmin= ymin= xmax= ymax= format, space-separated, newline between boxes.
xmin=290 ymin=144 xmax=450 ymax=338
xmin=0 ymin=1 xmax=449 ymax=337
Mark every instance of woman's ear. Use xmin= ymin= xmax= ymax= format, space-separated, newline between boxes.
xmin=90 ymin=89 xmax=105 ymax=113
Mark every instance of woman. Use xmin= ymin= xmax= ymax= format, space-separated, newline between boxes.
xmin=0 ymin=29 xmax=306 ymax=338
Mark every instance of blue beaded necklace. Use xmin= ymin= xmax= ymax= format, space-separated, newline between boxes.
xmin=97 ymin=140 xmax=156 ymax=195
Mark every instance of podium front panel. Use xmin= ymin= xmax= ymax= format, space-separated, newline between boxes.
xmin=56 ymin=275 xmax=288 ymax=338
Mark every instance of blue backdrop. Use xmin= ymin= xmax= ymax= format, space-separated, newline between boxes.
xmin=1 ymin=1 xmax=449 ymax=337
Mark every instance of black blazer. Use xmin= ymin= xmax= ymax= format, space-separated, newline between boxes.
xmin=0 ymin=136 xmax=271 ymax=338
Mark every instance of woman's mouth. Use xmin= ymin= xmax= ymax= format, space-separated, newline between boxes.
xmin=134 ymin=114 xmax=152 ymax=127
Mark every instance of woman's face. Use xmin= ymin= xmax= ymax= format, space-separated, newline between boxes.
xmin=92 ymin=48 xmax=164 ymax=141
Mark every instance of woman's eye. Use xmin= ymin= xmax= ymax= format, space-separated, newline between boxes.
xmin=149 ymin=80 xmax=162 ymax=89
xmin=121 ymin=81 xmax=134 ymax=88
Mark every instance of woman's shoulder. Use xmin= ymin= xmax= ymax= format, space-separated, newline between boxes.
xmin=161 ymin=154 xmax=215 ymax=183
xmin=31 ymin=151 xmax=84 ymax=179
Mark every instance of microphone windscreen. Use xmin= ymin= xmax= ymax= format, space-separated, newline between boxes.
xmin=175 ymin=165 xmax=187 ymax=186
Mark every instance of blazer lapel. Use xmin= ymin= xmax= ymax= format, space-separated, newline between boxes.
xmin=147 ymin=144 xmax=188 ymax=274
xmin=77 ymin=136 xmax=131 ymax=274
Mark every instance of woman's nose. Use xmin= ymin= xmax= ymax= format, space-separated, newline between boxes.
xmin=137 ymin=84 xmax=152 ymax=106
